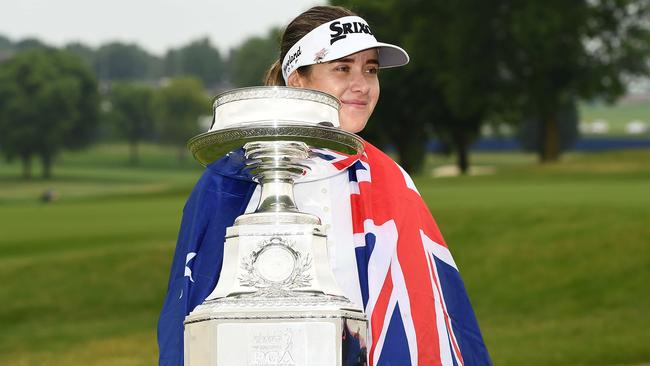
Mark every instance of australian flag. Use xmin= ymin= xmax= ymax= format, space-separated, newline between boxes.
xmin=157 ymin=142 xmax=491 ymax=365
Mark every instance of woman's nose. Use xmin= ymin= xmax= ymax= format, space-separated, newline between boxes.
xmin=349 ymin=70 xmax=370 ymax=93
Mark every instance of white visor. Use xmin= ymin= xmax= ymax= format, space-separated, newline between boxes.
xmin=281 ymin=15 xmax=409 ymax=83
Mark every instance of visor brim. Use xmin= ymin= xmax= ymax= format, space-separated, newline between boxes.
xmin=375 ymin=42 xmax=410 ymax=68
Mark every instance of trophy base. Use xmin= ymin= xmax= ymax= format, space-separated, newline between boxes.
xmin=184 ymin=305 xmax=367 ymax=366
xmin=234 ymin=211 xmax=321 ymax=226
xmin=184 ymin=221 xmax=367 ymax=365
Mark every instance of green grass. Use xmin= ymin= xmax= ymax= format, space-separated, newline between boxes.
xmin=418 ymin=151 xmax=650 ymax=365
xmin=0 ymin=144 xmax=201 ymax=205
xmin=1 ymin=144 xmax=649 ymax=365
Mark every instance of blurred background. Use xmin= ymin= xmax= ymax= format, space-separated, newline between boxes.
xmin=1 ymin=0 xmax=649 ymax=365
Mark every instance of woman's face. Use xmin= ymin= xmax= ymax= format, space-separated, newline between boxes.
xmin=288 ymin=48 xmax=380 ymax=133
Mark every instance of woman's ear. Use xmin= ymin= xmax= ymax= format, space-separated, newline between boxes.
xmin=287 ymin=71 xmax=305 ymax=88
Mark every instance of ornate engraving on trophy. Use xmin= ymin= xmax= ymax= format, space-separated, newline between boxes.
xmin=238 ymin=237 xmax=313 ymax=296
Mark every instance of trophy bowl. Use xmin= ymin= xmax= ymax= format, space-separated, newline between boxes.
xmin=187 ymin=86 xmax=364 ymax=182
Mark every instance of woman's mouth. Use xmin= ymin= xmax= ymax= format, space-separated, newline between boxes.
xmin=341 ymin=100 xmax=368 ymax=108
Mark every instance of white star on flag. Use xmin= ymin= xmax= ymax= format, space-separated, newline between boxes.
xmin=184 ymin=252 xmax=197 ymax=282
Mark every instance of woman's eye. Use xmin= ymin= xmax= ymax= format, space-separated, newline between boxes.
xmin=366 ymin=67 xmax=379 ymax=75
xmin=334 ymin=65 xmax=350 ymax=72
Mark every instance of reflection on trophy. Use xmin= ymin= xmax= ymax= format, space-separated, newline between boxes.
xmin=184 ymin=87 xmax=367 ymax=366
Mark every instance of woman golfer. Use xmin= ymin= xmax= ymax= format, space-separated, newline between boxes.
xmin=158 ymin=6 xmax=491 ymax=366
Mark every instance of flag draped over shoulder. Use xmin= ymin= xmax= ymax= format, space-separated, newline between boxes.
xmin=350 ymin=143 xmax=491 ymax=365
xmin=157 ymin=150 xmax=257 ymax=366
xmin=157 ymin=142 xmax=491 ymax=366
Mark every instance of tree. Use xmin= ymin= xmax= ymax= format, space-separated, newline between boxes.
xmin=65 ymin=42 xmax=96 ymax=68
xmin=153 ymin=77 xmax=211 ymax=162
xmin=0 ymin=34 xmax=12 ymax=51
xmin=336 ymin=0 xmax=650 ymax=169
xmin=164 ymin=38 xmax=226 ymax=88
xmin=229 ymin=29 xmax=281 ymax=87
xmin=335 ymin=0 xmax=504 ymax=173
xmin=0 ymin=49 xmax=100 ymax=179
xmin=107 ymin=82 xmax=155 ymax=165
xmin=497 ymin=0 xmax=650 ymax=162
xmin=0 ymin=35 xmax=13 ymax=63
xmin=94 ymin=42 xmax=161 ymax=81
xmin=518 ymin=99 xmax=579 ymax=154
xmin=14 ymin=38 xmax=50 ymax=51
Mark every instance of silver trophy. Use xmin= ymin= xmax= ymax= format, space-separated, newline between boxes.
xmin=184 ymin=87 xmax=367 ymax=366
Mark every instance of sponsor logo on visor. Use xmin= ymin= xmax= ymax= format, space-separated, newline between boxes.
xmin=314 ymin=48 xmax=329 ymax=63
xmin=283 ymin=46 xmax=302 ymax=75
xmin=329 ymin=20 xmax=374 ymax=45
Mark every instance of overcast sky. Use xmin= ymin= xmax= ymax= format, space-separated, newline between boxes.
xmin=0 ymin=0 xmax=325 ymax=55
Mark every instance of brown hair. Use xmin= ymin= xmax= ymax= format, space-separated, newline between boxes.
xmin=264 ymin=6 xmax=356 ymax=86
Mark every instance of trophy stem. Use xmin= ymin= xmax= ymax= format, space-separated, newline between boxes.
xmin=256 ymin=178 xmax=298 ymax=213
xmin=234 ymin=141 xmax=322 ymax=226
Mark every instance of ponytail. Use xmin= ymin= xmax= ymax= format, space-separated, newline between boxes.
xmin=264 ymin=60 xmax=284 ymax=86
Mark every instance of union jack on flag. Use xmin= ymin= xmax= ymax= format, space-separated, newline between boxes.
xmin=348 ymin=142 xmax=491 ymax=366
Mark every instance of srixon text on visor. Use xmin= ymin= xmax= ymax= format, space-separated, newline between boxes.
xmin=330 ymin=21 xmax=373 ymax=45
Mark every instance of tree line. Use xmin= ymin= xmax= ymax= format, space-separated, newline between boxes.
xmin=0 ymin=48 xmax=211 ymax=179
xmin=0 ymin=31 xmax=281 ymax=179
xmin=1 ymin=0 xmax=649 ymax=178
xmin=0 ymin=31 xmax=279 ymax=89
